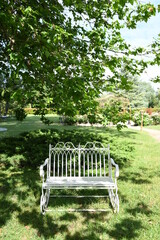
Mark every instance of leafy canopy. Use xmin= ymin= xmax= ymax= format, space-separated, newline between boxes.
xmin=0 ymin=0 xmax=159 ymax=120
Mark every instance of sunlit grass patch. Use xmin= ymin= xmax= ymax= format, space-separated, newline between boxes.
xmin=145 ymin=125 xmax=160 ymax=130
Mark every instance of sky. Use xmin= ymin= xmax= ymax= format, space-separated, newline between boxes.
xmin=121 ymin=0 xmax=160 ymax=90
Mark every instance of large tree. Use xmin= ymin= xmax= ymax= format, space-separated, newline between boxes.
xmin=0 ymin=0 xmax=159 ymax=120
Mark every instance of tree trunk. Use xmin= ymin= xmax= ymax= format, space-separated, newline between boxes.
xmin=0 ymin=103 xmax=2 ymax=117
xmin=5 ymin=101 xmax=9 ymax=116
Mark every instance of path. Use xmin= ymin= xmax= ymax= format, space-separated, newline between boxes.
xmin=143 ymin=128 xmax=160 ymax=142
xmin=128 ymin=126 xmax=160 ymax=142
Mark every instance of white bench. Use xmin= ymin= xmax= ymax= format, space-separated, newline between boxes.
xmin=40 ymin=142 xmax=119 ymax=214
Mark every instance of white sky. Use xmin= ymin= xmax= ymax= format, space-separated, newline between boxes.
xmin=121 ymin=0 xmax=160 ymax=90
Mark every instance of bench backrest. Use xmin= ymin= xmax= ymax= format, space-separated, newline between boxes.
xmin=48 ymin=142 xmax=111 ymax=178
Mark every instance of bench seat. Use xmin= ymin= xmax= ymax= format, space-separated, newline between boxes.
xmin=43 ymin=177 xmax=115 ymax=189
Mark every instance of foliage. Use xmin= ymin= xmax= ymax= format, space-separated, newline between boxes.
xmin=146 ymin=108 xmax=153 ymax=115
xmin=77 ymin=115 xmax=88 ymax=124
xmin=14 ymin=107 xmax=27 ymax=121
xmin=87 ymin=113 xmax=103 ymax=125
xmin=60 ymin=113 xmax=103 ymax=125
xmin=119 ymin=78 xmax=157 ymax=108
xmin=151 ymin=113 xmax=160 ymax=125
xmin=133 ymin=112 xmax=153 ymax=126
xmin=24 ymin=108 xmax=36 ymax=114
xmin=102 ymin=99 xmax=130 ymax=130
xmin=154 ymin=89 xmax=160 ymax=107
xmin=63 ymin=116 xmax=78 ymax=125
xmin=0 ymin=128 xmax=134 ymax=168
xmin=98 ymin=93 xmax=129 ymax=108
xmin=153 ymin=107 xmax=160 ymax=113
xmin=151 ymin=34 xmax=160 ymax=78
xmin=24 ymin=108 xmax=56 ymax=115
xmin=0 ymin=0 xmax=158 ymax=120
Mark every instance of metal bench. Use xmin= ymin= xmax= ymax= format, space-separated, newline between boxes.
xmin=40 ymin=142 xmax=119 ymax=214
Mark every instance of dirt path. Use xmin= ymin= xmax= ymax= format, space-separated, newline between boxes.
xmin=128 ymin=126 xmax=160 ymax=142
xmin=143 ymin=128 xmax=160 ymax=142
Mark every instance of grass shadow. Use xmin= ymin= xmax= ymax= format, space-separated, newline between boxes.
xmin=120 ymin=171 xmax=152 ymax=184
xmin=107 ymin=217 xmax=144 ymax=240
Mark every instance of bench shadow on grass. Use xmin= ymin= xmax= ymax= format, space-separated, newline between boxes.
xmin=17 ymin=194 xmax=153 ymax=240
xmin=18 ymin=189 xmax=112 ymax=239
xmin=0 ymin=127 xmax=148 ymax=239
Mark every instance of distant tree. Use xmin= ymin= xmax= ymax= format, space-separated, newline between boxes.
xmin=120 ymin=78 xmax=156 ymax=108
xmin=100 ymin=77 xmax=158 ymax=108
xmin=153 ymin=89 xmax=160 ymax=107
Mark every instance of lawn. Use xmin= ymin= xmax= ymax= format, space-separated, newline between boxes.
xmin=0 ymin=114 xmax=60 ymax=138
xmin=145 ymin=125 xmax=160 ymax=130
xmin=0 ymin=116 xmax=160 ymax=239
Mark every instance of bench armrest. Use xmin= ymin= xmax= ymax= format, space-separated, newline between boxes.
xmin=110 ymin=158 xmax=119 ymax=178
xmin=40 ymin=158 xmax=49 ymax=177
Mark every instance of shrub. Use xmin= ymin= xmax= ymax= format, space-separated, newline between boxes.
xmin=151 ymin=113 xmax=160 ymax=125
xmin=102 ymin=100 xmax=130 ymax=130
xmin=87 ymin=113 xmax=103 ymax=124
xmin=133 ymin=112 xmax=153 ymax=126
xmin=0 ymin=128 xmax=134 ymax=168
xmin=149 ymin=108 xmax=160 ymax=113
xmin=77 ymin=115 xmax=88 ymax=124
xmin=146 ymin=108 xmax=153 ymax=115
xmin=14 ymin=107 xmax=27 ymax=121
xmin=63 ymin=116 xmax=77 ymax=125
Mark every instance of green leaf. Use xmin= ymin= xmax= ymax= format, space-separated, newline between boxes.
xmin=45 ymin=50 xmax=50 ymax=58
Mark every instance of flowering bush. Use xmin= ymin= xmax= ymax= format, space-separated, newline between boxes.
xmin=133 ymin=112 xmax=153 ymax=126
xmin=151 ymin=113 xmax=160 ymax=125
xmin=102 ymin=100 xmax=130 ymax=130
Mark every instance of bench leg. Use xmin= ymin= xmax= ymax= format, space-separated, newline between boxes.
xmin=108 ymin=188 xmax=119 ymax=213
xmin=40 ymin=188 xmax=50 ymax=214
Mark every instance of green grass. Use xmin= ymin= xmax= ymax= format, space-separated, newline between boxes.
xmin=0 ymin=116 xmax=160 ymax=239
xmin=0 ymin=114 xmax=61 ymax=137
xmin=145 ymin=125 xmax=160 ymax=130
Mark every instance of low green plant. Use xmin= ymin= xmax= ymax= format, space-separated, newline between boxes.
xmin=0 ymin=127 xmax=134 ymax=167
xmin=14 ymin=107 xmax=27 ymax=121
